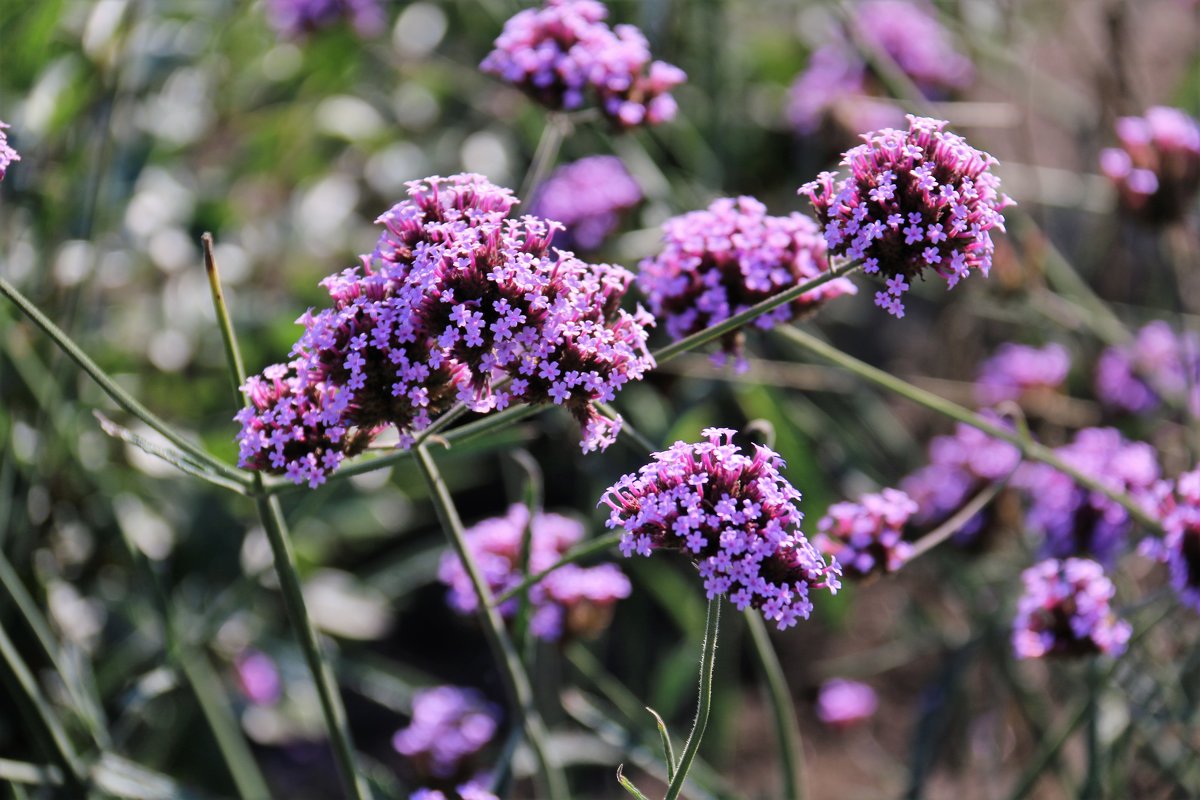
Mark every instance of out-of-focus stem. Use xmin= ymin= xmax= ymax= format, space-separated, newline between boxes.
xmin=746 ymin=612 xmax=806 ymax=800
xmin=520 ymin=112 xmax=569 ymax=201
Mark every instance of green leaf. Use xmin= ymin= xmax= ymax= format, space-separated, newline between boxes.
xmin=646 ymin=706 xmax=677 ymax=782
xmin=616 ymin=764 xmax=653 ymax=800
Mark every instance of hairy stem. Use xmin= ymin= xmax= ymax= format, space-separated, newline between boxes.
xmin=664 ymin=596 xmax=722 ymax=800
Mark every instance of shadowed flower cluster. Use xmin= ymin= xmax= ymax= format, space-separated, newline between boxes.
xmin=393 ymin=686 xmax=500 ymax=782
xmin=975 ymin=342 xmax=1071 ymax=405
xmin=814 ymin=488 xmax=917 ymax=578
xmin=1099 ymin=106 xmax=1200 ymax=223
xmin=637 ymin=196 xmax=856 ymax=369
xmin=1012 ymin=558 xmax=1131 ymax=659
xmin=800 ymin=115 xmax=1012 ymax=318
xmin=815 ymin=678 xmax=878 ymax=728
xmin=264 ymin=0 xmax=385 ymax=39
xmin=1140 ymin=467 xmax=1200 ymax=613
xmin=481 ymin=0 xmax=686 ymax=129
xmin=236 ymin=174 xmax=656 ymax=486
xmin=1095 ymin=321 xmax=1200 ymax=417
xmin=410 ymin=788 xmax=498 ymax=800
xmin=529 ymin=155 xmax=642 ymax=250
xmin=600 ymin=428 xmax=841 ymax=629
xmin=0 ymin=120 xmax=17 ymax=181
xmin=439 ymin=504 xmax=631 ymax=641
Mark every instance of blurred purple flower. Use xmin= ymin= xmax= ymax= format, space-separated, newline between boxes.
xmin=0 ymin=120 xmax=18 ymax=181
xmin=1099 ymin=106 xmax=1200 ymax=223
xmin=438 ymin=504 xmax=631 ymax=641
xmin=799 ymin=116 xmax=1012 ymax=318
xmin=1012 ymin=558 xmax=1131 ymax=659
xmin=393 ymin=686 xmax=499 ymax=780
xmin=814 ymin=488 xmax=917 ymax=578
xmin=975 ymin=343 xmax=1071 ymax=405
xmin=815 ymin=679 xmax=878 ymax=727
xmin=1094 ymin=321 xmax=1200 ymax=417
xmin=234 ymin=649 xmax=282 ymax=706
xmin=265 ymin=0 xmax=386 ymax=39
xmin=410 ymin=786 xmax=498 ymax=800
xmin=638 ymin=196 xmax=856 ymax=370
xmin=528 ymin=156 xmax=642 ymax=250
xmin=1140 ymin=467 xmax=1200 ymax=613
xmin=600 ymin=428 xmax=841 ymax=630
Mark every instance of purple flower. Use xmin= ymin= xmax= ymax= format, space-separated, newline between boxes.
xmin=814 ymin=488 xmax=917 ymax=578
xmin=800 ymin=116 xmax=1012 ymax=317
xmin=600 ymin=428 xmax=841 ymax=630
xmin=1099 ymin=106 xmax=1200 ymax=223
xmin=975 ymin=342 xmax=1071 ymax=405
xmin=480 ymin=0 xmax=686 ymax=129
xmin=265 ymin=0 xmax=385 ymax=38
xmin=411 ymin=787 xmax=498 ymax=800
xmin=1094 ymin=321 xmax=1200 ymax=417
xmin=815 ymin=679 xmax=878 ymax=727
xmin=393 ymin=686 xmax=500 ymax=781
xmin=0 ymin=120 xmax=18 ymax=181
xmin=1014 ymin=428 xmax=1160 ymax=567
xmin=1012 ymin=558 xmax=1131 ymax=659
xmin=234 ymin=649 xmax=282 ymax=706
xmin=528 ymin=156 xmax=642 ymax=250
xmin=438 ymin=504 xmax=631 ymax=641
xmin=1140 ymin=467 xmax=1200 ymax=613
xmin=637 ymin=196 xmax=856 ymax=369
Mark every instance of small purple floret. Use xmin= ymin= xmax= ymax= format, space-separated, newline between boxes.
xmin=0 ymin=120 xmax=19 ymax=181
xmin=975 ymin=343 xmax=1071 ymax=405
xmin=1099 ymin=106 xmax=1200 ymax=223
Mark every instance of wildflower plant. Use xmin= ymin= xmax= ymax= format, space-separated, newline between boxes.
xmin=1012 ymin=558 xmax=1132 ymax=659
xmin=814 ymin=488 xmax=917 ymax=578
xmin=1099 ymin=106 xmax=1200 ymax=223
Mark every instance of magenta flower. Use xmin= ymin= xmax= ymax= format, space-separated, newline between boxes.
xmin=0 ymin=120 xmax=17 ymax=181
xmin=410 ymin=787 xmax=498 ymax=800
xmin=264 ymin=0 xmax=385 ymax=38
xmin=1099 ymin=106 xmax=1200 ymax=223
xmin=438 ymin=504 xmax=631 ymax=641
xmin=975 ymin=343 xmax=1071 ymax=405
xmin=814 ymin=488 xmax=917 ymax=578
xmin=529 ymin=156 xmax=642 ymax=250
xmin=234 ymin=649 xmax=282 ymax=706
xmin=600 ymin=428 xmax=841 ymax=630
xmin=393 ymin=686 xmax=500 ymax=781
xmin=815 ymin=679 xmax=878 ymax=728
xmin=800 ymin=115 xmax=1012 ymax=318
xmin=1012 ymin=558 xmax=1131 ymax=659
xmin=1140 ymin=467 xmax=1200 ymax=613
xmin=1095 ymin=321 xmax=1200 ymax=417
xmin=480 ymin=0 xmax=686 ymax=129
xmin=637 ymin=196 xmax=856 ymax=369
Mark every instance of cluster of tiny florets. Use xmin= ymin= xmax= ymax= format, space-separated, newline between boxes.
xmin=600 ymin=428 xmax=841 ymax=630
xmin=1095 ymin=321 xmax=1200 ymax=417
xmin=975 ymin=343 xmax=1071 ymax=405
xmin=529 ymin=155 xmax=642 ymax=250
xmin=1140 ymin=468 xmax=1200 ymax=613
xmin=815 ymin=679 xmax=878 ymax=728
xmin=438 ymin=504 xmax=631 ymax=641
xmin=1015 ymin=427 xmax=1160 ymax=567
xmin=1099 ymin=106 xmax=1200 ymax=223
xmin=392 ymin=686 xmax=499 ymax=782
xmin=799 ymin=115 xmax=1012 ymax=318
xmin=236 ymin=174 xmax=656 ymax=486
xmin=637 ymin=196 xmax=856 ymax=369
xmin=480 ymin=0 xmax=686 ymax=129
xmin=814 ymin=488 xmax=917 ymax=578
xmin=1011 ymin=558 xmax=1131 ymax=660
xmin=264 ymin=0 xmax=385 ymax=39
xmin=0 ymin=120 xmax=18 ymax=181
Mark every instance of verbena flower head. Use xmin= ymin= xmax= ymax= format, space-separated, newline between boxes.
xmin=438 ymin=504 xmax=631 ymax=641
xmin=234 ymin=649 xmax=282 ymax=706
xmin=815 ymin=679 xmax=878 ymax=728
xmin=799 ymin=115 xmax=1012 ymax=318
xmin=480 ymin=0 xmax=686 ymax=129
xmin=529 ymin=156 xmax=642 ymax=250
xmin=1015 ymin=427 xmax=1159 ymax=567
xmin=1140 ymin=467 xmax=1200 ymax=613
xmin=1099 ymin=106 xmax=1200 ymax=223
xmin=637 ymin=196 xmax=856 ymax=369
xmin=265 ymin=0 xmax=385 ymax=38
xmin=410 ymin=787 xmax=498 ymax=800
xmin=393 ymin=686 xmax=500 ymax=781
xmin=1095 ymin=321 xmax=1200 ymax=417
xmin=814 ymin=488 xmax=917 ymax=578
xmin=975 ymin=343 xmax=1071 ymax=405
xmin=237 ymin=174 xmax=656 ymax=486
xmin=1011 ymin=558 xmax=1131 ymax=659
xmin=0 ymin=120 xmax=17 ymax=181
xmin=600 ymin=428 xmax=841 ymax=630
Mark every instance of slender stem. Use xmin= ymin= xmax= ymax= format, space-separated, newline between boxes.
xmin=519 ymin=113 xmax=569 ymax=201
xmin=746 ymin=612 xmax=805 ymax=800
xmin=907 ymin=477 xmax=1013 ymax=561
xmin=597 ymin=402 xmax=657 ymax=453
xmin=414 ymin=444 xmax=567 ymax=799
xmin=494 ymin=532 xmax=623 ymax=606
xmin=204 ymin=236 xmax=369 ymax=800
xmin=774 ymin=325 xmax=1161 ymax=531
xmin=664 ymin=597 xmax=721 ymax=800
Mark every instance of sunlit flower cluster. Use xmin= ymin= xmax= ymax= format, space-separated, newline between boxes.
xmin=1099 ymin=106 xmax=1200 ymax=223
xmin=0 ymin=120 xmax=18 ymax=181
xmin=814 ymin=488 xmax=917 ymax=578
xmin=529 ymin=155 xmax=642 ymax=250
xmin=1012 ymin=558 xmax=1131 ymax=659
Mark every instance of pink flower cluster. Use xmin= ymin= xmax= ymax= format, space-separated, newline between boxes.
xmin=800 ymin=116 xmax=1012 ymax=318
xmin=438 ymin=504 xmax=631 ymax=641
xmin=236 ymin=174 xmax=656 ymax=487
xmin=1012 ymin=558 xmax=1131 ymax=660
xmin=600 ymin=428 xmax=841 ymax=630
xmin=0 ymin=120 xmax=18 ymax=181
xmin=815 ymin=679 xmax=878 ymax=728
xmin=637 ymin=196 xmax=856 ymax=369
xmin=814 ymin=488 xmax=917 ymax=578
xmin=529 ymin=155 xmax=642 ymax=250
xmin=975 ymin=343 xmax=1071 ymax=405
xmin=1095 ymin=321 xmax=1200 ymax=417
xmin=264 ymin=0 xmax=385 ymax=39
xmin=1140 ymin=467 xmax=1200 ymax=613
xmin=393 ymin=686 xmax=499 ymax=781
xmin=1099 ymin=106 xmax=1200 ymax=223
xmin=481 ymin=0 xmax=686 ymax=129
xmin=411 ymin=787 xmax=497 ymax=800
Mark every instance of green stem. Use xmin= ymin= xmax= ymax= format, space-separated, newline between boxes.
xmin=664 ymin=597 xmax=721 ymax=800
xmin=907 ymin=475 xmax=1014 ymax=561
xmin=519 ymin=113 xmax=569 ymax=202
xmin=494 ymin=532 xmax=623 ymax=606
xmin=414 ymin=444 xmax=567 ymax=799
xmin=746 ymin=612 xmax=805 ymax=800
xmin=774 ymin=325 xmax=1161 ymax=531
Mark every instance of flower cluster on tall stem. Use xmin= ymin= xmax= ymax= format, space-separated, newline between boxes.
xmin=814 ymin=488 xmax=917 ymax=578
xmin=974 ymin=342 xmax=1071 ymax=405
xmin=1012 ymin=558 xmax=1131 ymax=659
xmin=264 ymin=0 xmax=385 ymax=39
xmin=529 ymin=155 xmax=642 ymax=250
xmin=1099 ymin=106 xmax=1200 ymax=223
xmin=1095 ymin=321 xmax=1200 ymax=417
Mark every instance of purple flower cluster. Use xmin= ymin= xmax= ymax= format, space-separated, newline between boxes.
xmin=600 ymin=428 xmax=841 ymax=630
xmin=1099 ymin=106 xmax=1200 ymax=223
xmin=234 ymin=649 xmax=282 ymax=706
xmin=1094 ymin=321 xmax=1200 ymax=417
xmin=799 ymin=116 xmax=1012 ymax=318
xmin=480 ymin=0 xmax=686 ymax=129
xmin=637 ymin=196 xmax=856 ymax=368
xmin=529 ymin=155 xmax=642 ymax=250
xmin=0 ymin=120 xmax=18 ymax=181
xmin=789 ymin=1 xmax=972 ymax=134
xmin=265 ymin=0 xmax=385 ymax=39
xmin=1012 ymin=558 xmax=1131 ymax=659
xmin=438 ymin=504 xmax=631 ymax=641
xmin=814 ymin=488 xmax=917 ymax=578
xmin=1015 ymin=427 xmax=1159 ymax=567
xmin=815 ymin=679 xmax=878 ymax=728
xmin=392 ymin=686 xmax=500 ymax=781
xmin=1141 ymin=468 xmax=1200 ymax=613
xmin=411 ymin=787 xmax=498 ymax=800
xmin=975 ymin=343 xmax=1071 ymax=405
xmin=236 ymin=174 xmax=656 ymax=487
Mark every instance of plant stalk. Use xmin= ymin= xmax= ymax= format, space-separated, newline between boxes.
xmin=664 ymin=597 xmax=722 ymax=800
